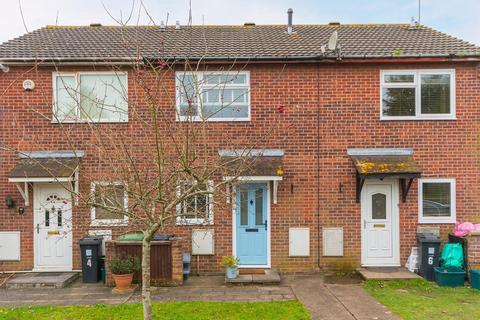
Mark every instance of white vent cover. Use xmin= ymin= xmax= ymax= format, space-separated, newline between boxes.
xmin=289 ymin=228 xmax=310 ymax=257
xmin=192 ymin=229 xmax=214 ymax=255
xmin=323 ymin=227 xmax=344 ymax=256
xmin=0 ymin=232 xmax=20 ymax=261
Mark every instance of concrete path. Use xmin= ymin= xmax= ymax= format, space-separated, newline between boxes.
xmin=286 ymin=275 xmax=399 ymax=320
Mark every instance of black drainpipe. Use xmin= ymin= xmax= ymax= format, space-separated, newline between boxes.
xmin=316 ymin=62 xmax=322 ymax=270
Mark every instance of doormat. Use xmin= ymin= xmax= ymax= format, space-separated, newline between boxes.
xmin=239 ymin=269 xmax=266 ymax=275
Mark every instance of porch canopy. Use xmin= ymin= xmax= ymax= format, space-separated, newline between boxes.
xmin=8 ymin=151 xmax=84 ymax=206
xmin=348 ymin=148 xmax=422 ymax=203
xmin=219 ymin=149 xmax=284 ymax=204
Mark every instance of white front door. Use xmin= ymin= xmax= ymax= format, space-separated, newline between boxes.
xmin=34 ymin=183 xmax=73 ymax=271
xmin=361 ymin=180 xmax=399 ymax=266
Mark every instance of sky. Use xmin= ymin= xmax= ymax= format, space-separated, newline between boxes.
xmin=0 ymin=0 xmax=479 ymax=45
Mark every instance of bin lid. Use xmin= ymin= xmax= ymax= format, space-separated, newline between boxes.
xmin=79 ymin=236 xmax=103 ymax=245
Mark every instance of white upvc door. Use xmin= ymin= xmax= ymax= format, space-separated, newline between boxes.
xmin=361 ymin=180 xmax=400 ymax=266
xmin=34 ymin=183 xmax=73 ymax=271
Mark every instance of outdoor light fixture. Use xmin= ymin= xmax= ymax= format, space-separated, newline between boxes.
xmin=5 ymin=196 xmax=15 ymax=208
xmin=18 ymin=207 xmax=25 ymax=215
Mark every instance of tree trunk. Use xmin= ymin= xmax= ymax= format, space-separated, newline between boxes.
xmin=141 ymin=236 xmax=153 ymax=320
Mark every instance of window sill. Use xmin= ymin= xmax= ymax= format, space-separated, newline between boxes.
xmin=90 ymin=220 xmax=128 ymax=227
xmin=380 ymin=116 xmax=456 ymax=121
xmin=176 ymin=218 xmax=213 ymax=226
xmin=51 ymin=119 xmax=129 ymax=124
xmin=418 ymin=219 xmax=456 ymax=224
xmin=176 ymin=117 xmax=251 ymax=123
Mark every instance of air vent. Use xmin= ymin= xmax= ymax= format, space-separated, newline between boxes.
xmin=329 ymin=22 xmax=340 ymax=26
xmin=244 ymin=22 xmax=256 ymax=27
xmin=90 ymin=23 xmax=102 ymax=27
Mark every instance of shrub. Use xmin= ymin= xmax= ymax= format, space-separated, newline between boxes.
xmin=220 ymin=256 xmax=240 ymax=268
xmin=109 ymin=255 xmax=141 ymax=275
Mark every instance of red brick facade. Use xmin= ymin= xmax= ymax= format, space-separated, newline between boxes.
xmin=1 ymin=61 xmax=479 ymax=273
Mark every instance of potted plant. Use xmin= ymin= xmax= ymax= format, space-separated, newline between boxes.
xmin=109 ymin=255 xmax=141 ymax=290
xmin=221 ymin=256 xmax=240 ymax=279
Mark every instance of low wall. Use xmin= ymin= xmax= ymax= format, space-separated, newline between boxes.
xmin=467 ymin=231 xmax=480 ymax=271
xmin=105 ymin=238 xmax=185 ymax=287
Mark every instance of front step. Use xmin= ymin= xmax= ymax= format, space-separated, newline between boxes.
xmin=226 ymin=268 xmax=281 ymax=285
xmin=6 ymin=272 xmax=80 ymax=289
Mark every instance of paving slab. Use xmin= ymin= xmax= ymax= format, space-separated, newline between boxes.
xmin=6 ymin=272 xmax=80 ymax=289
xmin=225 ymin=268 xmax=281 ymax=285
xmin=326 ymin=284 xmax=400 ymax=320
xmin=286 ymin=274 xmax=400 ymax=320
xmin=357 ymin=267 xmax=421 ymax=280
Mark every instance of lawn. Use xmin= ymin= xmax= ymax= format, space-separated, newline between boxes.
xmin=0 ymin=300 xmax=310 ymax=320
xmin=364 ymin=279 xmax=480 ymax=320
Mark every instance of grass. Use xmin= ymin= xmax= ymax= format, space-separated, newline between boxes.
xmin=363 ymin=279 xmax=480 ymax=320
xmin=0 ymin=300 xmax=310 ymax=320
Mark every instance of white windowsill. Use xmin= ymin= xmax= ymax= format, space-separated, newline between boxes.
xmin=380 ymin=116 xmax=456 ymax=121
xmin=51 ymin=119 xmax=129 ymax=124
xmin=176 ymin=116 xmax=251 ymax=122
xmin=90 ymin=220 xmax=128 ymax=227
xmin=418 ymin=219 xmax=456 ymax=224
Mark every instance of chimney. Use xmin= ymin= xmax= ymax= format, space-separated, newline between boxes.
xmin=175 ymin=20 xmax=181 ymax=30
xmin=287 ymin=8 xmax=293 ymax=34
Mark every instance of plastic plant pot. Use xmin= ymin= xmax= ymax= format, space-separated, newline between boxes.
xmin=434 ymin=267 xmax=466 ymax=287
xmin=226 ymin=266 xmax=238 ymax=279
xmin=470 ymin=270 xmax=480 ymax=290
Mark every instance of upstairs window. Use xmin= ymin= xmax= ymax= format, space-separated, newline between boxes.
xmin=176 ymin=71 xmax=250 ymax=121
xmin=381 ymin=70 xmax=455 ymax=120
xmin=53 ymin=72 xmax=128 ymax=122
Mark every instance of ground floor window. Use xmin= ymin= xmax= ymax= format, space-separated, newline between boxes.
xmin=418 ymin=178 xmax=456 ymax=224
xmin=90 ymin=182 xmax=128 ymax=226
xmin=176 ymin=180 xmax=213 ymax=225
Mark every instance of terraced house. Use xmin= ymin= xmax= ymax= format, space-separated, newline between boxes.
xmin=0 ymin=15 xmax=479 ymax=276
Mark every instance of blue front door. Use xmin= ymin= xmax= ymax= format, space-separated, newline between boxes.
xmin=236 ymin=183 xmax=268 ymax=266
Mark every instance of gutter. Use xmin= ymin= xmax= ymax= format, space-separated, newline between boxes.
xmin=1 ymin=53 xmax=480 ymax=66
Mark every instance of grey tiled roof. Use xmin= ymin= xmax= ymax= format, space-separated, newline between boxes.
xmin=0 ymin=24 xmax=479 ymax=62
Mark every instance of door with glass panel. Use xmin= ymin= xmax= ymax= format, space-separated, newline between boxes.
xmin=236 ymin=183 xmax=268 ymax=266
xmin=361 ymin=181 xmax=399 ymax=266
xmin=34 ymin=183 xmax=73 ymax=270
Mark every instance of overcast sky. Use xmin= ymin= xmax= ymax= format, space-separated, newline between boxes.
xmin=1 ymin=0 xmax=479 ymax=45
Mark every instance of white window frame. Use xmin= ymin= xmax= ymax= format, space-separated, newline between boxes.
xmin=176 ymin=180 xmax=214 ymax=225
xmin=52 ymin=71 xmax=129 ymax=123
xmin=175 ymin=71 xmax=251 ymax=122
xmin=418 ymin=178 xmax=456 ymax=224
xmin=380 ymin=69 xmax=456 ymax=120
xmin=90 ymin=181 xmax=129 ymax=226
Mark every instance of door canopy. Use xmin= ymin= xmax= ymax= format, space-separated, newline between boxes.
xmin=8 ymin=150 xmax=83 ymax=206
xmin=348 ymin=148 xmax=422 ymax=203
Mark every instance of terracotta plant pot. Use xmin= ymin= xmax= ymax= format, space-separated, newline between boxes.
xmin=112 ymin=273 xmax=133 ymax=290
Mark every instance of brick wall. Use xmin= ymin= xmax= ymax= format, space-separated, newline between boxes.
xmin=0 ymin=61 xmax=479 ymax=274
xmin=467 ymin=231 xmax=480 ymax=271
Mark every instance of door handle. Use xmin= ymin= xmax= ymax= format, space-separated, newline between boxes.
xmin=363 ymin=220 xmax=366 ymax=229
xmin=36 ymin=224 xmax=40 ymax=234
xmin=265 ymin=220 xmax=267 ymax=231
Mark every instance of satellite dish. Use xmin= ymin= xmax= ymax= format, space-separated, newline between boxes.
xmin=328 ymin=31 xmax=338 ymax=51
